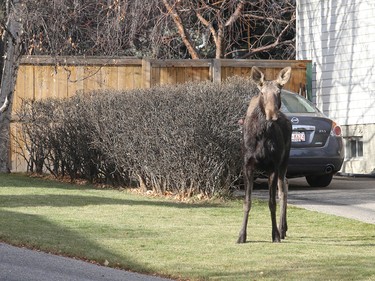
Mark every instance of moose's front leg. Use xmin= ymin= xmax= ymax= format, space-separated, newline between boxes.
xmin=237 ymin=160 xmax=254 ymax=244
xmin=269 ymin=172 xmax=281 ymax=242
xmin=278 ymin=176 xmax=288 ymax=239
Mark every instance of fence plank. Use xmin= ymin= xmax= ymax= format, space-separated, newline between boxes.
xmin=33 ymin=66 xmax=46 ymax=100
xmin=66 ymin=66 xmax=84 ymax=96
xmin=13 ymin=65 xmax=32 ymax=112
xmin=118 ymin=66 xmax=131 ymax=89
xmin=142 ymin=59 xmax=151 ymax=88
xmin=176 ymin=67 xmax=186 ymax=83
xmin=54 ymin=66 xmax=69 ymax=99
xmin=201 ymin=67 xmax=210 ymax=81
xmin=133 ymin=65 xmax=142 ymax=89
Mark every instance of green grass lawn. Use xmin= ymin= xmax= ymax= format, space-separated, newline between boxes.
xmin=1 ymin=173 xmax=374 ymax=280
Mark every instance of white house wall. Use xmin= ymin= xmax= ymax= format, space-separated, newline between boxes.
xmin=297 ymin=0 xmax=375 ymax=175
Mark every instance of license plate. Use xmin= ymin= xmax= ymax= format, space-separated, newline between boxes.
xmin=292 ymin=131 xmax=305 ymax=142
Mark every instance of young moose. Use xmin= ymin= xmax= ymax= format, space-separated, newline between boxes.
xmin=237 ymin=66 xmax=292 ymax=243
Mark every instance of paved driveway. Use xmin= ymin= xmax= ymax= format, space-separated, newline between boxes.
xmin=253 ymin=176 xmax=375 ymax=224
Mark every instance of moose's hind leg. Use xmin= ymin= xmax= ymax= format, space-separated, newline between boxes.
xmin=278 ymin=176 xmax=288 ymax=239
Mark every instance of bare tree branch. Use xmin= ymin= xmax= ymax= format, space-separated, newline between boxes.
xmin=240 ymin=11 xmax=295 ymax=59
xmin=225 ymin=0 xmax=244 ymax=27
xmin=161 ymin=0 xmax=200 ymax=59
xmin=5 ymin=0 xmax=295 ymax=60
xmin=243 ymin=14 xmax=291 ymax=25
xmin=0 ymin=94 xmax=8 ymax=113
xmin=165 ymin=0 xmax=295 ymax=59
xmin=195 ymin=0 xmax=244 ymax=58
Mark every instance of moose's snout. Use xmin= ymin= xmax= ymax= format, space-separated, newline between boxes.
xmin=264 ymin=96 xmax=279 ymax=121
xmin=265 ymin=109 xmax=279 ymax=121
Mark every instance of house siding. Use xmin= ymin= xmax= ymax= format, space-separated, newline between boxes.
xmin=297 ymin=0 xmax=375 ymax=175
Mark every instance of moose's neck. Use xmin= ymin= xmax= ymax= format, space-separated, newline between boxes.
xmin=245 ymin=95 xmax=266 ymax=121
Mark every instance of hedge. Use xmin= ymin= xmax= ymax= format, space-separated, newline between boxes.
xmin=16 ymin=76 xmax=257 ymax=197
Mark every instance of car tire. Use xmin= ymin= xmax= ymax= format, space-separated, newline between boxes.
xmin=305 ymin=174 xmax=333 ymax=187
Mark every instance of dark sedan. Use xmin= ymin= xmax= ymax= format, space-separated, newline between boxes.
xmin=281 ymin=90 xmax=344 ymax=187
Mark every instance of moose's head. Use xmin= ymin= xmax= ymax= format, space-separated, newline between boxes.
xmin=250 ymin=66 xmax=292 ymax=121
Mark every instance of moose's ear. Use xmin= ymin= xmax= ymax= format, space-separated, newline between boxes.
xmin=250 ymin=66 xmax=264 ymax=88
xmin=277 ymin=67 xmax=292 ymax=86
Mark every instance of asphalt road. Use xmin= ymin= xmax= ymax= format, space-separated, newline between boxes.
xmin=0 ymin=243 xmax=173 ymax=281
xmin=253 ymin=175 xmax=375 ymax=224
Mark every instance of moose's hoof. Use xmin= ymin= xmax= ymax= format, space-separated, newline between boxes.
xmin=237 ymin=236 xmax=247 ymax=244
xmin=272 ymin=232 xmax=281 ymax=243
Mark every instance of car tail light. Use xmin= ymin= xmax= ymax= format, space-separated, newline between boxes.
xmin=331 ymin=121 xmax=342 ymax=136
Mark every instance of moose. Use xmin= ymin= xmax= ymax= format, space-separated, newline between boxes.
xmin=237 ymin=66 xmax=292 ymax=243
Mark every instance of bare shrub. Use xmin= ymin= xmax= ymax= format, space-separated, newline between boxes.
xmin=17 ymin=77 xmax=257 ymax=196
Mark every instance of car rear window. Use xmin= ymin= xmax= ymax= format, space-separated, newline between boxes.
xmin=281 ymin=92 xmax=317 ymax=113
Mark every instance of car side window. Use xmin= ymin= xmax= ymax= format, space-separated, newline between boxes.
xmin=281 ymin=93 xmax=316 ymax=113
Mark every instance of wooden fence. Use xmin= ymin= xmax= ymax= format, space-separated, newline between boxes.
xmin=11 ymin=56 xmax=312 ymax=172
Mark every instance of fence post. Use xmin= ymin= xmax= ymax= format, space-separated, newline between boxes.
xmin=306 ymin=62 xmax=313 ymax=101
xmin=211 ymin=59 xmax=221 ymax=83
xmin=142 ymin=59 xmax=152 ymax=88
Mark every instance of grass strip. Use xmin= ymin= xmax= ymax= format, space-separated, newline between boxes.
xmin=0 ymin=173 xmax=374 ymax=280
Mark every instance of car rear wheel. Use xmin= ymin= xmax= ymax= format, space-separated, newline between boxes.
xmin=305 ymin=174 xmax=333 ymax=187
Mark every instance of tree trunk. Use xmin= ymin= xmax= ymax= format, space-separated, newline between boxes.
xmin=0 ymin=0 xmax=23 ymax=173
